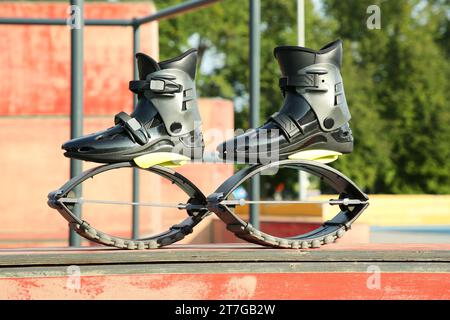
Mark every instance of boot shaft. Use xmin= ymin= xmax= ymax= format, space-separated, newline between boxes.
xmin=274 ymin=39 xmax=351 ymax=132
xmin=133 ymin=49 xmax=202 ymax=137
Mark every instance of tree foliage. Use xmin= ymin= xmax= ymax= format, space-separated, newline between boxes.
xmin=322 ymin=0 xmax=450 ymax=193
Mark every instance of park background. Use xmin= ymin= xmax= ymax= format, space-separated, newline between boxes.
xmin=0 ymin=0 xmax=449 ymax=247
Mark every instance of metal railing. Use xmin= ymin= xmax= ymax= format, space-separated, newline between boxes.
xmin=0 ymin=0 xmax=261 ymax=245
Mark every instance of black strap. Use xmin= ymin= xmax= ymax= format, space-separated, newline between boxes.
xmin=129 ymin=76 xmax=183 ymax=95
xmin=114 ymin=111 xmax=148 ymax=145
xmin=269 ymin=112 xmax=302 ymax=140
xmin=279 ymin=74 xmax=316 ymax=89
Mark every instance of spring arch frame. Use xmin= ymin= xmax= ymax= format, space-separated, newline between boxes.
xmin=48 ymin=159 xmax=369 ymax=249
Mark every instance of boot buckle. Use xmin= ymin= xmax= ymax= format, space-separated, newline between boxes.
xmin=149 ymin=76 xmax=183 ymax=94
xmin=149 ymin=79 xmax=166 ymax=92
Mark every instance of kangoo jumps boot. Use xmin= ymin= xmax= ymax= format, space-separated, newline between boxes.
xmin=62 ymin=49 xmax=204 ymax=167
xmin=218 ymin=39 xmax=353 ymax=164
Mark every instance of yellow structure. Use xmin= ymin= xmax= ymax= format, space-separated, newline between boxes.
xmin=235 ymin=195 xmax=450 ymax=226
xmin=323 ymin=195 xmax=450 ymax=226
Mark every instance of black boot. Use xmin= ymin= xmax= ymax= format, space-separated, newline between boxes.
xmin=62 ymin=49 xmax=204 ymax=167
xmin=218 ymin=39 xmax=353 ymax=164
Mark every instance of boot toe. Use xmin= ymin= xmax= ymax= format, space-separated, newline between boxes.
xmin=62 ymin=135 xmax=93 ymax=154
xmin=62 ymin=126 xmax=137 ymax=160
xmin=62 ymin=133 xmax=101 ymax=158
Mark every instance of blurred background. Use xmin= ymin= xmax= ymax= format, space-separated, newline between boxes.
xmin=0 ymin=0 xmax=449 ymax=248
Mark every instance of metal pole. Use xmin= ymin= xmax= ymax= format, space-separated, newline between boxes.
xmin=135 ymin=0 xmax=221 ymax=25
xmin=297 ymin=0 xmax=305 ymax=47
xmin=0 ymin=18 xmax=132 ymax=26
xmin=249 ymin=0 xmax=260 ymax=229
xmin=132 ymin=24 xmax=140 ymax=239
xmin=0 ymin=0 xmax=222 ymax=27
xmin=69 ymin=0 xmax=84 ymax=247
xmin=297 ymin=0 xmax=308 ymax=201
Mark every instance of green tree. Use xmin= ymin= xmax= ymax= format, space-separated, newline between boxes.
xmin=323 ymin=0 xmax=450 ymax=193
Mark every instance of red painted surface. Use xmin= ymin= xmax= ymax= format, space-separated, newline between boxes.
xmin=213 ymin=220 xmax=319 ymax=244
xmin=260 ymin=220 xmax=319 ymax=236
xmin=212 ymin=218 xmax=370 ymax=244
xmin=0 ymin=2 xmax=158 ymax=115
xmin=1 ymin=272 xmax=449 ymax=300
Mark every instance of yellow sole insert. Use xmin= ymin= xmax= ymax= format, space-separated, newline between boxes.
xmin=133 ymin=152 xmax=191 ymax=169
xmin=288 ymin=149 xmax=342 ymax=164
